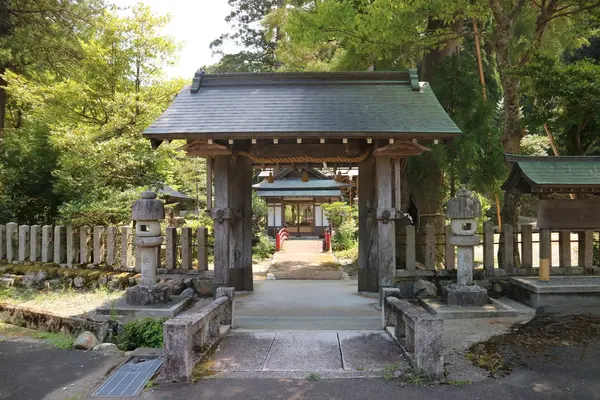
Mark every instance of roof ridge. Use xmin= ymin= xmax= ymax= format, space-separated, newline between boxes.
xmin=192 ymin=71 xmax=412 ymax=90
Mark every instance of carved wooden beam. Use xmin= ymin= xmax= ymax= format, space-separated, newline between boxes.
xmin=373 ymin=140 xmax=431 ymax=157
xmin=186 ymin=140 xmax=232 ymax=157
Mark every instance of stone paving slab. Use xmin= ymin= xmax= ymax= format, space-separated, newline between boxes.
xmin=211 ymin=332 xmax=275 ymax=372
xmin=263 ymin=331 xmax=343 ymax=371
xmin=209 ymin=330 xmax=405 ymax=376
xmin=338 ymin=331 xmax=401 ymax=370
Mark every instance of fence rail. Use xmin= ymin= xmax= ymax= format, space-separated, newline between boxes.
xmin=0 ymin=223 xmax=210 ymax=271
xmin=395 ymin=222 xmax=599 ymax=277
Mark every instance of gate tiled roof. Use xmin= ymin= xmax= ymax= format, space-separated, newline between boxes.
xmin=143 ymin=70 xmax=461 ymax=140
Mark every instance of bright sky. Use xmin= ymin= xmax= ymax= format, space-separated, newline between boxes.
xmin=112 ymin=0 xmax=239 ymax=79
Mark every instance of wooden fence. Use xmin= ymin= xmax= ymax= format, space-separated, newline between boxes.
xmin=395 ymin=222 xmax=599 ymax=277
xmin=0 ymin=223 xmax=209 ymax=271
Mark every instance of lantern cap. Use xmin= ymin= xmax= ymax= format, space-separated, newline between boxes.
xmin=446 ymin=188 xmax=481 ymax=219
xmin=132 ymin=191 xmax=165 ymax=221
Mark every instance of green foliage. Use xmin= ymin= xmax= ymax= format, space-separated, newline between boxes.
xmin=252 ymin=232 xmax=275 ymax=260
xmin=118 ymin=317 xmax=167 ymax=351
xmin=306 ymin=372 xmax=321 ymax=381
xmin=32 ymin=331 xmax=74 ymax=350
xmin=252 ymin=192 xmax=268 ymax=236
xmin=0 ymin=3 xmax=205 ymax=226
xmin=208 ymin=0 xmax=279 ymax=72
xmin=522 ymin=56 xmax=600 ymax=155
xmin=520 ymin=135 xmax=550 ymax=156
xmin=332 ymin=218 xmax=357 ymax=252
xmin=321 ymin=202 xmax=355 ymax=230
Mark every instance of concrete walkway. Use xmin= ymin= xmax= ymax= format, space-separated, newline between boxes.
xmin=209 ymin=330 xmax=404 ymax=378
xmin=269 ymin=240 xmax=343 ymax=279
xmin=236 ymin=280 xmax=380 ymax=330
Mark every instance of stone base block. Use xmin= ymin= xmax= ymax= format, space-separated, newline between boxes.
xmin=442 ymin=283 xmax=487 ymax=307
xmin=126 ymin=283 xmax=171 ymax=306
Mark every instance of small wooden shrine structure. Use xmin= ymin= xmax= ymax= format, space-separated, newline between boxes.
xmin=254 ymin=168 xmax=348 ymax=237
xmin=502 ymin=154 xmax=600 ymax=280
xmin=144 ymin=70 xmax=461 ymax=292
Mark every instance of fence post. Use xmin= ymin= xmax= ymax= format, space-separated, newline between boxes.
xmin=405 ymin=225 xmax=416 ymax=271
xmin=558 ymin=231 xmax=571 ymax=267
xmin=521 ymin=224 xmax=533 ymax=268
xmin=6 ymin=222 xmax=17 ymax=262
xmin=93 ymin=226 xmax=106 ymax=265
xmin=197 ymin=227 xmax=208 ymax=271
xmin=54 ymin=226 xmax=65 ymax=264
xmin=483 ymin=222 xmax=494 ymax=274
xmin=0 ymin=225 xmax=5 ymax=260
xmin=578 ymin=231 xmax=594 ymax=268
xmin=165 ymin=227 xmax=177 ymax=269
xmin=41 ymin=225 xmax=53 ymax=263
xmin=66 ymin=226 xmax=78 ymax=267
xmin=181 ymin=227 xmax=192 ymax=270
xmin=30 ymin=225 xmax=40 ymax=262
xmin=444 ymin=225 xmax=455 ymax=270
xmin=121 ymin=226 xmax=132 ymax=268
xmin=502 ymin=224 xmax=514 ymax=269
xmin=18 ymin=225 xmax=30 ymax=262
xmin=106 ymin=227 xmax=118 ymax=268
xmin=424 ymin=224 xmax=435 ymax=270
xmin=80 ymin=226 xmax=91 ymax=265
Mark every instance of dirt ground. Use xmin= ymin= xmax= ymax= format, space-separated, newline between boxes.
xmin=268 ymin=240 xmax=343 ymax=280
xmin=467 ymin=314 xmax=600 ymax=377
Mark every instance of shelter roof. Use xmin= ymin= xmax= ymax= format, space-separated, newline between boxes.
xmin=253 ymin=178 xmax=350 ymax=191
xmin=256 ymin=190 xmax=341 ymax=198
xmin=501 ymin=154 xmax=600 ymax=193
xmin=156 ymin=184 xmax=195 ymax=201
xmin=143 ymin=70 xmax=461 ymax=140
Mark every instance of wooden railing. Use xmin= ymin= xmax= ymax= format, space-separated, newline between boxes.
xmin=395 ymin=222 xmax=599 ymax=277
xmin=0 ymin=223 xmax=210 ymax=271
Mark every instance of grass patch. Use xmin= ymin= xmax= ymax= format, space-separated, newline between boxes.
xmin=381 ymin=363 xmax=402 ymax=383
xmin=191 ymin=360 xmax=217 ymax=382
xmin=32 ymin=331 xmax=75 ymax=349
xmin=306 ymin=372 xmax=321 ymax=381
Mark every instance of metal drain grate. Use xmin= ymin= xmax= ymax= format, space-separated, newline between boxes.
xmin=93 ymin=358 xmax=163 ymax=397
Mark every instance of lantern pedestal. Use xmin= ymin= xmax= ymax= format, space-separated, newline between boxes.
xmin=126 ymin=283 xmax=171 ymax=306
xmin=442 ymin=283 xmax=488 ymax=307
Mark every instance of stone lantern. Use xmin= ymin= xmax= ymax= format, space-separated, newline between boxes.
xmin=126 ymin=191 xmax=171 ymax=306
xmin=443 ymin=188 xmax=487 ymax=307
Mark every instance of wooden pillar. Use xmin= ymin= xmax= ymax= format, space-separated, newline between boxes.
xmin=240 ymin=156 xmax=254 ymax=291
xmin=358 ymin=154 xmax=378 ymax=292
xmin=558 ymin=231 xmax=571 ymax=267
xmin=228 ymin=155 xmax=253 ymax=291
xmin=539 ymin=228 xmax=551 ymax=281
xmin=502 ymin=224 xmax=514 ymax=269
xmin=206 ymin=156 xmax=213 ymax=211
xmin=483 ymin=222 xmax=494 ymax=274
xmin=521 ymin=224 xmax=533 ymax=268
xmin=375 ymin=156 xmax=396 ymax=289
xmin=212 ymin=155 xmax=232 ymax=289
xmin=578 ymin=231 xmax=594 ymax=268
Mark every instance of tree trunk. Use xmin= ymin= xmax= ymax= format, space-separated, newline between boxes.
xmin=0 ymin=72 xmax=6 ymax=140
xmin=492 ymin=4 xmax=522 ymax=267
xmin=408 ymin=18 xmax=462 ymax=267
